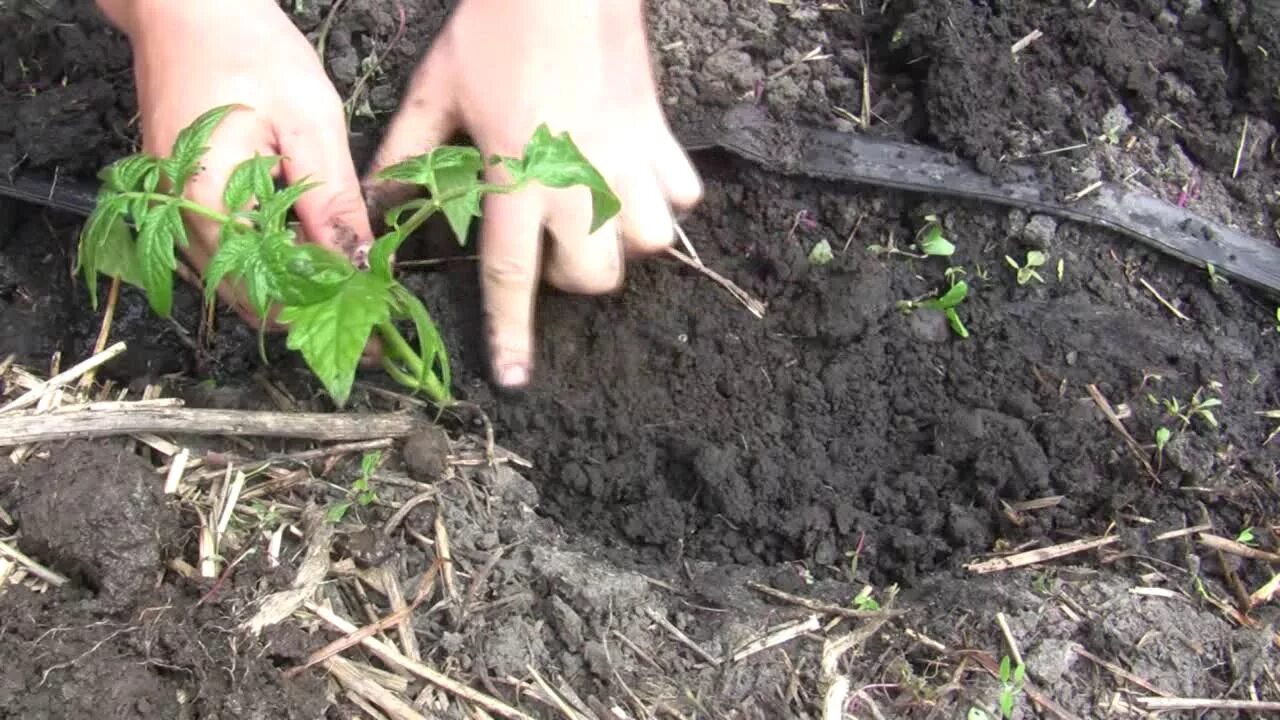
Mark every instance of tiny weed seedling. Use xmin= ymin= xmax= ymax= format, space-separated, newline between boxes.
xmin=1236 ymin=527 xmax=1257 ymax=546
xmin=1154 ymin=385 xmax=1223 ymax=431
xmin=997 ymin=656 xmax=1027 ymax=719
xmin=1005 ymin=250 xmax=1047 ymax=285
xmin=869 ymin=215 xmax=955 ymax=260
xmin=808 ymin=238 xmax=834 ymax=266
xmin=851 ymin=585 xmax=881 ymax=612
xmin=327 ymin=450 xmax=383 ymax=523
xmin=1154 ymin=426 xmax=1172 ymax=466
xmin=77 ymin=105 xmax=620 ymax=407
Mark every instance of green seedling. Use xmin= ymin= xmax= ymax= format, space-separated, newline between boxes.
xmin=1056 ymin=257 xmax=1064 ymax=282
xmin=808 ymin=238 xmax=834 ymax=266
xmin=1155 ymin=426 xmax=1172 ymax=457
xmin=1206 ymin=262 xmax=1228 ymax=287
xmin=78 ymin=105 xmax=619 ymax=408
xmin=899 ymin=279 xmax=970 ymax=338
xmin=917 ymin=214 xmax=956 ymax=257
xmin=1005 ymin=250 xmax=1047 ymax=285
xmin=328 ymin=450 xmax=383 ymax=523
xmin=997 ymin=655 xmax=1027 ymax=719
xmin=1158 ymin=385 xmax=1223 ymax=431
xmin=851 ymin=585 xmax=881 ymax=611
xmin=1274 ymin=307 xmax=1280 ymax=333
xmin=1236 ymin=527 xmax=1257 ymax=546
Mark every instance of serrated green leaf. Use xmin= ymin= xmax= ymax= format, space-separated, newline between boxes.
xmin=163 ymin=104 xmax=241 ymax=192
xmin=256 ymin=178 xmax=319 ymax=232
xmin=377 ymin=147 xmax=486 ymax=244
xmin=277 ymin=244 xmax=356 ymax=306
xmin=135 ymin=204 xmax=186 ymax=316
xmin=203 ymin=227 xmax=259 ymax=302
xmin=512 ymin=124 xmax=621 ymax=232
xmin=101 ymin=154 xmax=159 ymax=193
xmin=78 ymin=196 xmax=140 ymax=308
xmin=224 ymin=154 xmax=281 ymax=213
xmin=278 ymin=271 xmax=392 ymax=406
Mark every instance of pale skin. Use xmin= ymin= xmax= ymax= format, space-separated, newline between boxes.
xmin=96 ymin=0 xmax=703 ymax=389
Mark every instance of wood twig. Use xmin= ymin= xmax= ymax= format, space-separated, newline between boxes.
xmin=1071 ymin=644 xmax=1171 ymax=697
xmin=0 ymin=539 xmax=69 ymax=586
xmin=665 ymin=245 xmax=766 ymax=319
xmin=644 ymin=607 xmax=721 ymax=666
xmin=745 ymin=581 xmax=904 ymax=618
xmin=0 ymin=406 xmax=420 ymax=446
xmin=305 ymin=601 xmax=536 ymax=720
xmin=0 ymin=341 xmax=127 ymax=413
xmin=1137 ymin=697 xmax=1280 ymax=712
xmin=1197 ymin=533 xmax=1280 ymax=563
xmin=1087 ymin=384 xmax=1161 ymax=483
xmin=966 ymin=524 xmax=1209 ymax=574
xmin=324 ymin=655 xmax=428 ymax=720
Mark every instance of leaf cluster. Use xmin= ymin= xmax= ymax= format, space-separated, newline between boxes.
xmin=78 ymin=106 xmax=621 ymax=407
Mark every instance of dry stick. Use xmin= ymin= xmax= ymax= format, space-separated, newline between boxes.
xmin=77 ymin=277 xmax=120 ymax=392
xmin=0 ymin=539 xmax=69 ymax=586
xmin=995 ymin=612 xmax=1024 ymax=668
xmin=731 ymin=615 xmax=822 ymax=663
xmin=1139 ymin=278 xmax=1191 ymax=321
xmin=305 ymin=601 xmax=536 ymax=720
xmin=644 ymin=607 xmax=721 ymax=666
xmin=1138 ymin=697 xmax=1280 ymax=712
xmin=0 ymin=406 xmax=420 ymax=445
xmin=525 ymin=665 xmax=591 ymax=720
xmin=1197 ymin=533 xmax=1280 ymax=562
xmin=745 ymin=581 xmax=903 ymax=618
xmin=1071 ymin=645 xmax=1171 ymax=697
xmin=966 ymin=523 xmax=1211 ymax=574
xmin=436 ymin=513 xmax=461 ymax=616
xmin=324 ymin=655 xmax=428 ymax=720
xmin=664 ymin=246 xmax=766 ymax=319
xmin=1086 ymin=384 xmax=1161 ymax=483
xmin=381 ymin=567 xmax=422 ymax=662
xmin=1251 ymin=573 xmax=1280 ymax=608
xmin=0 ymin=341 xmax=127 ymax=413
xmin=284 ymin=559 xmax=440 ymax=678
xmin=1232 ymin=116 xmax=1250 ymax=179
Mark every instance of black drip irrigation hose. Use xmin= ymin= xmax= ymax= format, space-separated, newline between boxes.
xmin=4 ymin=103 xmax=1278 ymax=296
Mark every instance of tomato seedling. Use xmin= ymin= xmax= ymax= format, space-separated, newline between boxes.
xmin=77 ymin=105 xmax=620 ymax=407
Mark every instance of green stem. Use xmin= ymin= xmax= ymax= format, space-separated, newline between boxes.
xmin=375 ymin=320 xmax=450 ymax=404
xmin=116 ymin=192 xmax=232 ymax=225
xmin=394 ymin=181 xmax=520 ymax=239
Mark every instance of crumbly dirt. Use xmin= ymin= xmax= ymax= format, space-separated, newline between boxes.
xmin=1 ymin=0 xmax=1278 ymax=717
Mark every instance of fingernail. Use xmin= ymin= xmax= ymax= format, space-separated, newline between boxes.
xmin=352 ymin=243 xmax=372 ymax=270
xmin=497 ymin=364 xmax=529 ymax=388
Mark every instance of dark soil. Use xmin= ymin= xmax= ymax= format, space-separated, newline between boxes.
xmin=2 ymin=0 xmax=1278 ymax=717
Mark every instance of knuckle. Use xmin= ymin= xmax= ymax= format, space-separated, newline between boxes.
xmin=482 ymin=254 xmax=538 ymax=289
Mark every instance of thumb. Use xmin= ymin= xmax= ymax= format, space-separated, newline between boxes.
xmin=276 ymin=100 xmax=374 ymax=260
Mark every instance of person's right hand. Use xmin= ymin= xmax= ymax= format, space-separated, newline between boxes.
xmin=98 ymin=0 xmax=373 ymax=326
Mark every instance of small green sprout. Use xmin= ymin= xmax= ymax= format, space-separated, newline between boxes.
xmin=1162 ymin=386 xmax=1223 ymax=430
xmin=1236 ymin=527 xmax=1257 ymax=546
xmin=1155 ymin=426 xmax=1171 ymax=455
xmin=1274 ymin=307 xmax=1279 ymax=333
xmin=327 ymin=450 xmax=383 ymax=523
xmin=1005 ymin=250 xmax=1047 ymax=285
xmin=808 ymin=238 xmax=834 ymax=266
xmin=899 ymin=279 xmax=970 ymax=338
xmin=1207 ymin=262 xmax=1228 ymax=287
xmin=997 ymin=656 xmax=1027 ymax=719
xmin=1056 ymin=257 xmax=1064 ymax=282
xmin=851 ymin=586 xmax=881 ymax=611
xmin=917 ymin=214 xmax=956 ymax=257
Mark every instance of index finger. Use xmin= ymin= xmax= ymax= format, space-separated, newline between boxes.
xmin=478 ymin=179 xmax=545 ymax=390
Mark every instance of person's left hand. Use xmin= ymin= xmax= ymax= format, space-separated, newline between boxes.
xmin=365 ymin=0 xmax=703 ymax=390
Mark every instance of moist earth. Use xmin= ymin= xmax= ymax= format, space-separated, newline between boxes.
xmin=1 ymin=0 xmax=1278 ymax=717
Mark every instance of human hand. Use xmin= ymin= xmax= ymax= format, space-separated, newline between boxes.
xmin=99 ymin=0 xmax=373 ymax=326
xmin=367 ymin=0 xmax=703 ymax=389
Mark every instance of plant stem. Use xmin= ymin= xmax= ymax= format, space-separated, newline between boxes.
xmin=375 ymin=320 xmax=450 ymax=403
xmin=116 ymin=192 xmax=233 ymax=225
xmin=393 ymin=181 xmax=518 ymax=239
